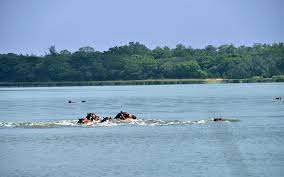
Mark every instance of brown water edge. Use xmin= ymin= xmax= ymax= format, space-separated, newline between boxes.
xmin=0 ymin=78 xmax=281 ymax=87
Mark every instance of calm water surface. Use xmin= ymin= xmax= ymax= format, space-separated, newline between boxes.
xmin=0 ymin=83 xmax=284 ymax=177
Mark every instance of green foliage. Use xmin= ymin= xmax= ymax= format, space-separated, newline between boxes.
xmin=172 ymin=44 xmax=188 ymax=57
xmin=48 ymin=45 xmax=57 ymax=56
xmin=152 ymin=46 xmax=172 ymax=59
xmin=175 ymin=60 xmax=202 ymax=78
xmin=249 ymin=76 xmax=264 ymax=82
xmin=0 ymin=42 xmax=283 ymax=82
xmin=79 ymin=46 xmax=95 ymax=53
xmin=272 ymin=75 xmax=284 ymax=82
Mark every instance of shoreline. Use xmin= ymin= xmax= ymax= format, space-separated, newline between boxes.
xmin=0 ymin=78 xmax=281 ymax=87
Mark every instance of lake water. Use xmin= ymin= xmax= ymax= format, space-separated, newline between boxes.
xmin=0 ymin=83 xmax=284 ymax=177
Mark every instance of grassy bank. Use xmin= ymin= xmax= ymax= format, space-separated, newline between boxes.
xmin=0 ymin=77 xmax=281 ymax=87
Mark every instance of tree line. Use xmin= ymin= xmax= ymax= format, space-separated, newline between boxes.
xmin=0 ymin=42 xmax=283 ymax=82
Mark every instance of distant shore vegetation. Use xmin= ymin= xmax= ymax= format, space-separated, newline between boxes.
xmin=0 ymin=42 xmax=283 ymax=83
xmin=0 ymin=78 xmax=281 ymax=87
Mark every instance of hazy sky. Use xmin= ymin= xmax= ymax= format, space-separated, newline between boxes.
xmin=0 ymin=0 xmax=283 ymax=54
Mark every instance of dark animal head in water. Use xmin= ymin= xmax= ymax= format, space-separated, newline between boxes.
xmin=214 ymin=118 xmax=224 ymax=121
xmin=86 ymin=113 xmax=93 ymax=120
xmin=114 ymin=112 xmax=137 ymax=119
xmin=100 ymin=117 xmax=107 ymax=123
xmin=77 ymin=118 xmax=83 ymax=124
xmin=101 ymin=117 xmax=112 ymax=123
xmin=114 ymin=113 xmax=122 ymax=119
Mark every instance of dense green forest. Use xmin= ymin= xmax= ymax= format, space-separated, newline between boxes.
xmin=0 ymin=42 xmax=284 ymax=82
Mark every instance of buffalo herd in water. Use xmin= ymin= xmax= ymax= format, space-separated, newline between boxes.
xmin=67 ymin=100 xmax=137 ymax=124
xmin=72 ymin=96 xmax=283 ymax=125
xmin=77 ymin=111 xmax=137 ymax=124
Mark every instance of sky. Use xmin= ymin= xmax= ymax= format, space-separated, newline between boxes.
xmin=0 ymin=0 xmax=283 ymax=55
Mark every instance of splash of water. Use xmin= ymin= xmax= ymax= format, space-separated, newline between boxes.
xmin=0 ymin=118 xmax=239 ymax=128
